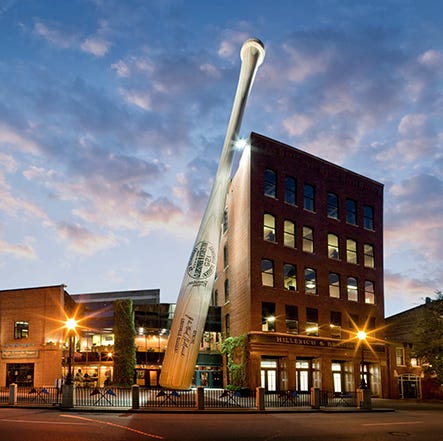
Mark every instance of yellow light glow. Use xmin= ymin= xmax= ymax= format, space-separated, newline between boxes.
xmin=357 ymin=330 xmax=367 ymax=341
xmin=66 ymin=318 xmax=78 ymax=331
xmin=267 ymin=316 xmax=276 ymax=322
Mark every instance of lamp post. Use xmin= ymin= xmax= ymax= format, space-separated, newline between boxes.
xmin=65 ymin=318 xmax=77 ymax=385
xmin=357 ymin=330 xmax=367 ymax=389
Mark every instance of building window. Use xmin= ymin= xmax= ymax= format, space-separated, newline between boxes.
xmin=346 ymin=199 xmax=357 ymax=225
xmin=305 ymin=268 xmax=317 ymax=295
xmin=285 ymin=305 xmax=299 ymax=334
xmin=222 ymin=208 xmax=228 ymax=233
xmin=396 ymin=347 xmax=405 ymax=366
xmin=328 ymin=233 xmax=340 ymax=259
xmin=284 ymin=220 xmax=296 ymax=248
xmin=262 ymin=302 xmax=276 ymax=331
xmin=263 ymin=213 xmax=276 ymax=242
xmin=347 ymin=277 xmax=358 ymax=301
xmin=225 ymin=314 xmax=230 ymax=337
xmin=306 ymin=307 xmax=319 ymax=336
xmin=224 ymin=279 xmax=229 ymax=303
xmin=346 ymin=239 xmax=357 ymax=264
xmin=283 ymin=263 xmax=297 ymax=291
xmin=261 ymin=259 xmax=274 ymax=287
xmin=213 ymin=289 xmax=218 ymax=306
xmin=364 ymin=244 xmax=374 ymax=268
xmin=285 ymin=176 xmax=297 ymax=205
xmin=302 ymin=226 xmax=314 ymax=253
xmin=330 ymin=311 xmax=342 ymax=339
xmin=364 ymin=280 xmax=375 ymax=304
xmin=14 ymin=321 xmax=29 ymax=339
xmin=304 ymin=184 xmax=315 ymax=211
xmin=223 ymin=244 xmax=228 ymax=268
xmin=363 ymin=205 xmax=374 ymax=230
xmin=264 ymin=168 xmax=277 ymax=198
xmin=327 ymin=192 xmax=339 ymax=219
xmin=329 ymin=273 xmax=340 ymax=298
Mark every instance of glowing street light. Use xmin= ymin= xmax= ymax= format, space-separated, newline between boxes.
xmin=65 ymin=318 xmax=77 ymax=385
xmin=357 ymin=330 xmax=367 ymax=389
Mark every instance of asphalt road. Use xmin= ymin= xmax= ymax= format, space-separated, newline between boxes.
xmin=0 ymin=406 xmax=442 ymax=441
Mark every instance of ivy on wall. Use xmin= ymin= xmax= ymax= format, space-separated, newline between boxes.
xmin=221 ymin=334 xmax=247 ymax=389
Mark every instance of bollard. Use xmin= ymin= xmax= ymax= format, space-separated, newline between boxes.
xmin=132 ymin=384 xmax=140 ymax=409
xmin=256 ymin=387 xmax=265 ymax=411
xmin=196 ymin=386 xmax=205 ymax=410
xmin=61 ymin=383 xmax=74 ymax=408
xmin=9 ymin=383 xmax=17 ymax=405
xmin=310 ymin=387 xmax=320 ymax=409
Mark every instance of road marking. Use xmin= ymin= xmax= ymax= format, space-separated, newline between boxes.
xmin=0 ymin=419 xmax=87 ymax=425
xmin=61 ymin=414 xmax=164 ymax=439
xmin=362 ymin=421 xmax=423 ymax=426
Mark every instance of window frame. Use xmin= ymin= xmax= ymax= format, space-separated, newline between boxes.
xmin=304 ymin=267 xmax=317 ymax=295
xmin=363 ymin=205 xmax=374 ymax=230
xmin=328 ymin=233 xmax=340 ymax=259
xmin=302 ymin=226 xmax=314 ymax=253
xmin=283 ymin=263 xmax=297 ymax=291
xmin=346 ymin=198 xmax=357 ymax=225
xmin=284 ymin=175 xmax=297 ymax=205
xmin=14 ymin=321 xmax=29 ymax=340
xmin=347 ymin=277 xmax=358 ymax=302
xmin=329 ymin=272 xmax=340 ymax=298
xmin=261 ymin=259 xmax=275 ymax=287
xmin=263 ymin=213 xmax=276 ymax=242
xmin=303 ymin=183 xmax=315 ymax=212
xmin=284 ymin=219 xmax=296 ymax=248
xmin=264 ymin=168 xmax=277 ymax=198
xmin=346 ymin=239 xmax=358 ymax=264
xmin=327 ymin=192 xmax=339 ymax=219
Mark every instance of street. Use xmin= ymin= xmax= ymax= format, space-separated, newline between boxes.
xmin=0 ymin=405 xmax=442 ymax=441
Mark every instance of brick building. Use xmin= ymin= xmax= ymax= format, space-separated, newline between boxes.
xmin=0 ymin=285 xmax=74 ymax=387
xmin=385 ymin=298 xmax=443 ymax=399
xmin=214 ymin=132 xmax=388 ymax=396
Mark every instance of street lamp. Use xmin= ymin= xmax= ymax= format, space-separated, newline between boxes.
xmin=357 ymin=330 xmax=367 ymax=389
xmin=65 ymin=318 xmax=77 ymax=385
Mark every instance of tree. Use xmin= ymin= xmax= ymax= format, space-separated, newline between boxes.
xmin=113 ymin=299 xmax=136 ymax=386
xmin=414 ymin=291 xmax=443 ymax=384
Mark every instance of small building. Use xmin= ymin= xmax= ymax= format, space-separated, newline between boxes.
xmin=385 ymin=297 xmax=443 ymax=399
xmin=0 ymin=285 xmax=74 ymax=387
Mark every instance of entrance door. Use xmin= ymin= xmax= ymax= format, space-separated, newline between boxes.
xmin=7 ymin=363 xmax=34 ymax=387
xmin=260 ymin=359 xmax=277 ymax=391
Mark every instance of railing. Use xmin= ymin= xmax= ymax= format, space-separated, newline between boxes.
xmin=75 ymin=387 xmax=132 ymax=407
xmin=265 ymin=391 xmax=311 ymax=407
xmin=321 ymin=391 xmax=358 ymax=407
xmin=2 ymin=385 xmax=363 ymax=410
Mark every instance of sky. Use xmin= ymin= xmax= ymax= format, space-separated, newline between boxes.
xmin=0 ymin=0 xmax=442 ymax=317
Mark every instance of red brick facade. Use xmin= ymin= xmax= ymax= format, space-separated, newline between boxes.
xmin=215 ymin=132 xmax=388 ymax=396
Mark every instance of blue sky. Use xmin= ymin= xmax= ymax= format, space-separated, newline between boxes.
xmin=0 ymin=0 xmax=442 ymax=317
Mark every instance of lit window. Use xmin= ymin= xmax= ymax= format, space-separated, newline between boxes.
xmin=262 ymin=302 xmax=276 ymax=332
xmin=263 ymin=213 xmax=276 ymax=242
xmin=346 ymin=239 xmax=357 ymax=264
xmin=346 ymin=199 xmax=357 ymax=225
xmin=347 ymin=277 xmax=358 ymax=301
xmin=329 ymin=273 xmax=340 ymax=298
xmin=364 ymin=280 xmax=375 ymax=304
xmin=284 ymin=220 xmax=295 ymax=248
xmin=224 ymin=279 xmax=229 ymax=303
xmin=364 ymin=244 xmax=374 ymax=268
xmin=14 ymin=321 xmax=29 ymax=339
xmin=285 ymin=176 xmax=297 ymax=205
xmin=328 ymin=233 xmax=340 ymax=259
xmin=261 ymin=259 xmax=274 ymax=287
xmin=327 ymin=192 xmax=339 ymax=219
xmin=264 ymin=168 xmax=277 ymax=198
xmin=363 ymin=205 xmax=374 ymax=230
xmin=330 ymin=311 xmax=342 ymax=339
xmin=305 ymin=268 xmax=317 ymax=295
xmin=306 ymin=307 xmax=318 ymax=336
xmin=285 ymin=305 xmax=299 ymax=334
xmin=396 ymin=347 xmax=405 ymax=366
xmin=283 ymin=263 xmax=297 ymax=290
xmin=302 ymin=226 xmax=314 ymax=253
xmin=304 ymin=184 xmax=315 ymax=211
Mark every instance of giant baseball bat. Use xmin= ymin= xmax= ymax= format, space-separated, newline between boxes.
xmin=159 ymin=38 xmax=265 ymax=390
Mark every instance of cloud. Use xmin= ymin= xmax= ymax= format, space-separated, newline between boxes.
xmin=0 ymin=238 xmax=37 ymax=259
xmin=56 ymin=221 xmax=117 ymax=255
xmin=81 ymin=36 xmax=110 ymax=57
xmin=0 ymin=123 xmax=42 ymax=155
xmin=33 ymin=21 xmax=78 ymax=49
